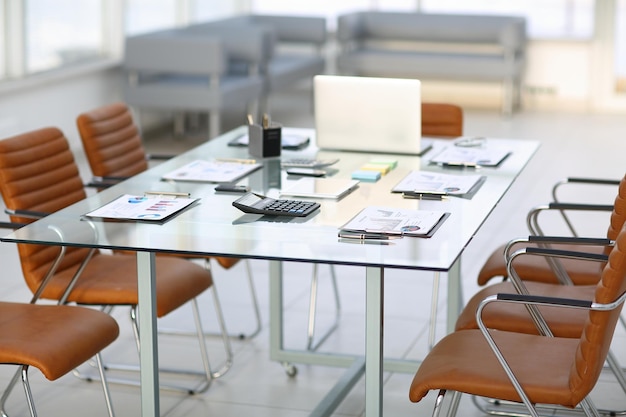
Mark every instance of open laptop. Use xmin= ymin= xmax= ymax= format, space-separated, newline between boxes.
xmin=314 ymin=75 xmax=428 ymax=155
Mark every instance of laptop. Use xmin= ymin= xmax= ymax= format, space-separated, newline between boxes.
xmin=314 ymin=75 xmax=428 ymax=155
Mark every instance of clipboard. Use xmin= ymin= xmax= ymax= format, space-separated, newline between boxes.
xmin=84 ymin=193 xmax=199 ymax=223
xmin=430 ymin=146 xmax=511 ymax=167
xmin=162 ymin=159 xmax=262 ymax=183
xmin=391 ymin=171 xmax=486 ymax=199
xmin=339 ymin=206 xmax=449 ymax=238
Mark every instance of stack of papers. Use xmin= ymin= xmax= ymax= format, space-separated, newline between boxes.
xmin=84 ymin=193 xmax=198 ymax=222
xmin=339 ymin=206 xmax=448 ymax=238
xmin=162 ymin=160 xmax=262 ymax=183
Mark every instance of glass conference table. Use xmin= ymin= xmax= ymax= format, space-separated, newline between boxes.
xmin=0 ymin=126 xmax=539 ymax=417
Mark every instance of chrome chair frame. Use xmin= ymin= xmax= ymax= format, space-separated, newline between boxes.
xmin=5 ymin=208 xmax=233 ymax=394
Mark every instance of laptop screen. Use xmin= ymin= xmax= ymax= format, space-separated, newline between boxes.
xmin=314 ymin=75 xmax=423 ymax=155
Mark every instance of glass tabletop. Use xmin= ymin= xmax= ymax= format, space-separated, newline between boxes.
xmin=1 ymin=126 xmax=539 ymax=272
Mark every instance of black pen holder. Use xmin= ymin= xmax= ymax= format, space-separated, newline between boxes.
xmin=248 ymin=123 xmax=281 ymax=158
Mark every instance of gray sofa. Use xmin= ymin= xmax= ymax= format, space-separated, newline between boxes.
xmin=123 ymin=14 xmax=327 ymax=138
xmin=204 ymin=14 xmax=328 ymax=95
xmin=335 ymin=12 xmax=527 ymax=114
xmin=124 ymin=27 xmax=266 ymax=139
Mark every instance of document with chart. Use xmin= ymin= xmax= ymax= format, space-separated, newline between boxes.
xmin=430 ymin=146 xmax=511 ymax=167
xmin=339 ymin=206 xmax=449 ymax=238
xmin=84 ymin=193 xmax=199 ymax=222
xmin=392 ymin=171 xmax=484 ymax=196
xmin=162 ymin=159 xmax=262 ymax=183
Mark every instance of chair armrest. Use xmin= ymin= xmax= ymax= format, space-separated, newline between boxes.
xmin=526 ymin=203 xmax=614 ymax=236
xmin=0 ymin=221 xmax=27 ymax=229
xmin=527 ymin=235 xmax=613 ymax=246
xmin=505 ymin=245 xmax=608 ymax=288
xmin=495 ymin=292 xmax=592 ymax=309
xmin=522 ymin=246 xmax=609 ymax=262
xmin=552 ymin=177 xmax=621 ymax=202
xmin=5 ymin=208 xmax=49 ymax=219
xmin=147 ymin=153 xmax=174 ymax=161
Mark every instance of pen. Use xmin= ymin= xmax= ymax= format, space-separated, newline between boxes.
xmin=215 ymin=158 xmax=257 ymax=164
xmin=403 ymin=193 xmax=449 ymax=201
xmin=144 ymin=191 xmax=190 ymax=197
xmin=410 ymin=190 xmax=447 ymax=196
xmin=262 ymin=113 xmax=270 ymax=129
xmin=247 ymin=114 xmax=254 ymax=125
xmin=338 ymin=232 xmax=403 ymax=240
xmin=438 ymin=161 xmax=479 ymax=169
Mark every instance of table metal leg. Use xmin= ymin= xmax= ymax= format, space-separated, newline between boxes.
xmin=365 ymin=266 xmax=384 ymax=417
xmin=446 ymin=257 xmax=463 ymax=334
xmin=137 ymin=251 xmax=160 ymax=417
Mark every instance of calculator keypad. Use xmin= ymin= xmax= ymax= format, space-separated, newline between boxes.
xmin=265 ymin=199 xmax=318 ymax=215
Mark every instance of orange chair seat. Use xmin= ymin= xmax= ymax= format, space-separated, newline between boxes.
xmin=454 ymin=281 xmax=594 ymax=337
xmin=410 ymin=329 xmax=582 ymax=408
xmin=28 ymin=252 xmax=212 ymax=318
xmin=478 ymin=243 xmax=605 ymax=286
xmin=0 ymin=302 xmax=119 ymax=381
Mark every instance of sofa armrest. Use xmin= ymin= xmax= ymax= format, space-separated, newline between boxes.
xmin=180 ymin=23 xmax=273 ymax=67
xmin=251 ymin=15 xmax=327 ymax=45
xmin=124 ymin=33 xmax=228 ymax=75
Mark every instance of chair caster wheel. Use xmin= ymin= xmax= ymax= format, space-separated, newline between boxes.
xmin=282 ymin=362 xmax=298 ymax=377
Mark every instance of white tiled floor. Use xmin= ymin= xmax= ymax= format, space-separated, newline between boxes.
xmin=1 ymin=89 xmax=625 ymax=417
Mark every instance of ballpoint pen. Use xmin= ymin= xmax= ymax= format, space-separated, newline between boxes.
xmin=338 ymin=231 xmax=403 ymax=240
xmin=403 ymin=192 xmax=449 ymax=201
xmin=144 ymin=191 xmax=190 ymax=197
xmin=215 ymin=158 xmax=257 ymax=164
xmin=438 ymin=161 xmax=479 ymax=169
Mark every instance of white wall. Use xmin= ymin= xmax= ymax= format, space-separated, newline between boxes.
xmin=419 ymin=39 xmax=597 ymax=112
xmin=0 ymin=64 xmax=125 ymax=176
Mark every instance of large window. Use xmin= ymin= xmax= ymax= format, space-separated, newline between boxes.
xmin=125 ymin=0 xmax=179 ymax=35
xmin=25 ymin=0 xmax=104 ymax=74
xmin=420 ymin=0 xmax=594 ymax=39
xmin=252 ymin=0 xmax=594 ymax=39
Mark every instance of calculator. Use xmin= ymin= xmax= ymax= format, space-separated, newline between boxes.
xmin=232 ymin=192 xmax=320 ymax=217
xmin=281 ymin=158 xmax=339 ymax=168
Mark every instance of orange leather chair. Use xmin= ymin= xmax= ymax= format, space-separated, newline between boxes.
xmin=0 ymin=127 xmax=231 ymax=394
xmin=76 ymin=102 xmax=261 ymax=340
xmin=409 ymin=222 xmax=626 ymax=417
xmin=421 ymin=102 xmax=463 ymax=137
xmin=457 ymin=175 xmax=626 ymax=333
xmin=0 ymin=301 xmax=118 ymax=417
xmin=446 ymin=175 xmax=626 ymax=414
xmin=477 ymin=176 xmax=622 ymax=287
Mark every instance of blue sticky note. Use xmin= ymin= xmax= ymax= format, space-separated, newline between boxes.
xmin=351 ymin=170 xmax=381 ymax=182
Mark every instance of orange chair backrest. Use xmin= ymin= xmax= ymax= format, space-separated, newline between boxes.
xmin=421 ymin=103 xmax=463 ymax=137
xmin=0 ymin=127 xmax=93 ymax=295
xmin=606 ymin=174 xmax=626 ymax=244
xmin=569 ymin=222 xmax=626 ymax=403
xmin=76 ymin=102 xmax=149 ymax=178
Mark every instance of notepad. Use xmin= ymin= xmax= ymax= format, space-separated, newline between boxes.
xmin=162 ymin=160 xmax=262 ymax=183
